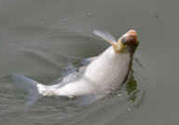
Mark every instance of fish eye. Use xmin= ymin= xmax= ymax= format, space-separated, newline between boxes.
xmin=121 ymin=37 xmax=127 ymax=45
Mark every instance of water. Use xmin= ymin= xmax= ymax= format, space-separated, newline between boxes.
xmin=0 ymin=0 xmax=179 ymax=125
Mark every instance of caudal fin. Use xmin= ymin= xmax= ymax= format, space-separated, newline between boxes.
xmin=10 ymin=74 xmax=42 ymax=106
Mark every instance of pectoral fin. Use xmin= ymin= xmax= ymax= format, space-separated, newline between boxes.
xmin=93 ymin=30 xmax=117 ymax=44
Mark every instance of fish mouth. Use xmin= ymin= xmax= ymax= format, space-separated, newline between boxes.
xmin=113 ymin=29 xmax=139 ymax=53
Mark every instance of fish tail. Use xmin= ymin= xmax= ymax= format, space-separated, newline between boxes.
xmin=10 ymin=74 xmax=47 ymax=106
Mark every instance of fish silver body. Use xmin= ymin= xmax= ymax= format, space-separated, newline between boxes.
xmin=39 ymin=46 xmax=131 ymax=97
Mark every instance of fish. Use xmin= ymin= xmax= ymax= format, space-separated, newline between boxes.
xmin=10 ymin=29 xmax=139 ymax=106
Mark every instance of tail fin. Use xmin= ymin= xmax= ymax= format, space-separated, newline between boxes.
xmin=10 ymin=74 xmax=42 ymax=106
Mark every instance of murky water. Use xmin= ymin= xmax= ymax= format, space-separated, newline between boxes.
xmin=0 ymin=0 xmax=179 ymax=125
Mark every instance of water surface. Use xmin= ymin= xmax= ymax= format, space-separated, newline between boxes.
xmin=0 ymin=0 xmax=179 ymax=125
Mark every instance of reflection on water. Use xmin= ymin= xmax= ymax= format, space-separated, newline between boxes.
xmin=125 ymin=68 xmax=146 ymax=109
xmin=126 ymin=71 xmax=138 ymax=102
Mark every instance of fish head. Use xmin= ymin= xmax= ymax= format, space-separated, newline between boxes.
xmin=93 ymin=29 xmax=139 ymax=54
xmin=114 ymin=29 xmax=139 ymax=54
